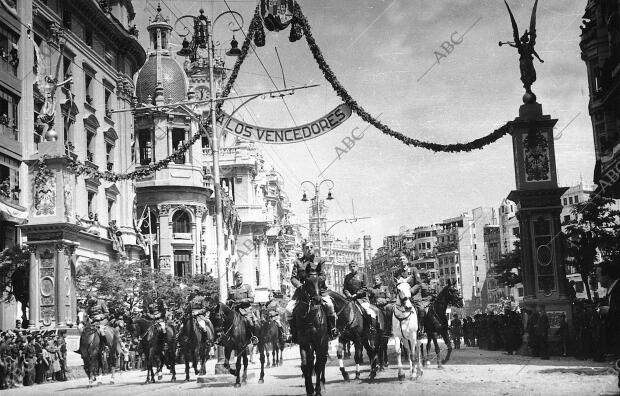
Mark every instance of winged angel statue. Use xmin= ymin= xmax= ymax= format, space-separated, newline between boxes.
xmin=500 ymin=0 xmax=544 ymax=103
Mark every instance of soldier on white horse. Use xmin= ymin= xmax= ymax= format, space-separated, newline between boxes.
xmin=392 ymin=276 xmax=423 ymax=381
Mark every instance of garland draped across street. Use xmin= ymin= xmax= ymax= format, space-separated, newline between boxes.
xmin=61 ymin=5 xmax=263 ymax=182
xmin=292 ymin=2 xmax=512 ymax=153
xmin=52 ymin=1 xmax=516 ymax=184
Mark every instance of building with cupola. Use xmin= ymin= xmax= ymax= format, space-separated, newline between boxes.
xmin=132 ymin=5 xmax=239 ymax=279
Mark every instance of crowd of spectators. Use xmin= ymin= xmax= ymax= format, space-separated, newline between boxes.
xmin=0 ymin=326 xmax=147 ymax=390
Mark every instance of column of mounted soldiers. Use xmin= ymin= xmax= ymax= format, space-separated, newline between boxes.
xmin=69 ymin=242 xmax=438 ymax=373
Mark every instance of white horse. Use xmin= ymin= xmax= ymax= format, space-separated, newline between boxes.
xmin=392 ymin=278 xmax=423 ymax=381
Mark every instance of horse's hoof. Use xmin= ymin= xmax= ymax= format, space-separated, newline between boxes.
xmin=397 ymin=373 xmax=405 ymax=381
xmin=437 ymin=365 xmax=444 ymax=370
xmin=185 ymin=378 xmax=190 ymax=382
xmin=258 ymin=378 xmax=264 ymax=384
xmin=425 ymin=361 xmax=431 ymax=367
xmin=109 ymin=380 xmax=115 ymax=385
xmin=234 ymin=383 xmax=241 ymax=388
xmin=355 ymin=372 xmax=360 ymax=380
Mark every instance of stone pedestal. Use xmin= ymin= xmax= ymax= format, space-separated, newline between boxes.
xmin=508 ymin=101 xmax=572 ymax=351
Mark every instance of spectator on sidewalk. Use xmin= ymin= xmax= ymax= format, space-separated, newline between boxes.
xmin=537 ymin=304 xmax=550 ymax=360
xmin=596 ymin=260 xmax=620 ymax=359
xmin=557 ymin=313 xmax=569 ymax=357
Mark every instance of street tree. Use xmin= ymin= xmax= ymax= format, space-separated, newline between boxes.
xmin=495 ymin=241 xmax=522 ymax=288
xmin=0 ymin=245 xmax=30 ymax=327
xmin=562 ymin=194 xmax=620 ymax=300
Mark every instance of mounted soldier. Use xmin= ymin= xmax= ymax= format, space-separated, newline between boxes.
xmin=265 ymin=290 xmax=284 ymax=344
xmin=285 ymin=241 xmax=338 ymax=343
xmin=86 ymin=295 xmax=111 ymax=338
xmin=186 ymin=286 xmax=210 ymax=334
xmin=343 ymin=260 xmax=382 ymax=333
xmin=393 ymin=255 xmax=427 ymax=333
xmin=227 ymin=272 xmax=260 ymax=345
xmin=368 ymin=274 xmax=392 ymax=334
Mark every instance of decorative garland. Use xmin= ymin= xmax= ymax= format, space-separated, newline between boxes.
xmin=292 ymin=2 xmax=511 ymax=153
xmin=60 ymin=5 xmax=263 ymax=182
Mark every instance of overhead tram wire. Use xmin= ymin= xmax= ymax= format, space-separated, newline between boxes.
xmin=228 ymin=84 xmax=305 ymax=188
xmin=220 ymin=0 xmax=337 ymax=179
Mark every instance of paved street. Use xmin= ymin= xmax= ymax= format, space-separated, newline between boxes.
xmin=4 ymin=341 xmax=619 ymax=396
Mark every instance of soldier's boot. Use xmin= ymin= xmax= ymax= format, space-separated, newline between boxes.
xmin=328 ymin=315 xmax=339 ymax=339
xmin=247 ymin=320 xmax=259 ymax=345
xmin=288 ymin=319 xmax=297 ymax=344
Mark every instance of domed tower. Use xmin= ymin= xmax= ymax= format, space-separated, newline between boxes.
xmin=133 ymin=5 xmax=211 ymax=277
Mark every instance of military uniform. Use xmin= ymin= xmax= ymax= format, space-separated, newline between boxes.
xmin=343 ymin=271 xmax=382 ymax=330
xmin=369 ymin=281 xmax=392 ymax=334
xmin=228 ymin=281 xmax=260 ymax=342
xmin=146 ymin=300 xmax=167 ymax=334
xmin=285 ymin=254 xmax=337 ymax=342
xmin=266 ymin=297 xmax=284 ymax=342
xmin=187 ymin=293 xmax=210 ymax=333
xmin=451 ymin=316 xmax=462 ymax=349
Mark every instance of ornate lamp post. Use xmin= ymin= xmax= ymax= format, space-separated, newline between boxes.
xmin=174 ymin=7 xmax=243 ymax=376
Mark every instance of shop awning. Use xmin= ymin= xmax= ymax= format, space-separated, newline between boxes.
xmin=0 ymin=200 xmax=27 ymax=224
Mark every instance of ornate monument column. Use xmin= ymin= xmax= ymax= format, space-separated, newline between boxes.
xmin=507 ymin=101 xmax=571 ymax=338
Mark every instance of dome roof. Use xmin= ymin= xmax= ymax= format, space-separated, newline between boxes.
xmin=135 ymin=54 xmax=187 ymax=105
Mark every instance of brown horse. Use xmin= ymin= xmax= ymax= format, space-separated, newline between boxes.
xmin=295 ymin=264 xmax=329 ymax=396
xmin=77 ymin=309 xmax=121 ymax=386
xmin=179 ymin=313 xmax=214 ymax=381
xmin=209 ymin=301 xmax=266 ymax=387
xmin=421 ymin=280 xmax=463 ymax=368
xmin=128 ymin=317 xmax=177 ymax=383
xmin=259 ymin=308 xmax=284 ymax=367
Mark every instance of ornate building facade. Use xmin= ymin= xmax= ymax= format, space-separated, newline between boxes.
xmin=132 ymin=6 xmax=239 ymax=279
xmin=580 ymin=0 xmax=620 ymax=198
xmin=7 ymin=0 xmax=146 ymax=330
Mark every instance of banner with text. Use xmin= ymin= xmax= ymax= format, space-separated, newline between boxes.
xmin=215 ymin=104 xmax=352 ymax=144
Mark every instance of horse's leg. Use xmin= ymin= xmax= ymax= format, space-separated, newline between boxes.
xmin=353 ymin=340 xmax=363 ymax=380
xmin=184 ymin=350 xmax=191 ymax=381
xmin=415 ymin=339 xmax=424 ymax=379
xmin=242 ymin=350 xmax=248 ymax=385
xmin=362 ymin=337 xmax=377 ymax=380
xmin=224 ymin=346 xmax=232 ymax=371
xmin=300 ymin=346 xmax=313 ymax=396
xmin=441 ymin=329 xmax=453 ymax=365
xmin=258 ymin=343 xmax=265 ymax=384
xmin=433 ymin=335 xmax=443 ymax=369
xmin=336 ymin=336 xmax=349 ymax=381
xmin=394 ymin=335 xmax=405 ymax=381
xmin=407 ymin=339 xmax=415 ymax=380
xmin=233 ymin=353 xmax=242 ymax=388
xmin=169 ymin=336 xmax=176 ymax=382
xmin=425 ymin=337 xmax=432 ymax=367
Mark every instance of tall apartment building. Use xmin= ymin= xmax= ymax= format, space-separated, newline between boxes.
xmin=436 ymin=207 xmax=496 ymax=314
xmin=328 ymin=237 xmax=362 ymax=291
xmin=411 ymin=225 xmax=438 ymax=279
xmin=499 ymin=198 xmax=520 ymax=255
xmin=362 ymin=234 xmax=372 ymax=267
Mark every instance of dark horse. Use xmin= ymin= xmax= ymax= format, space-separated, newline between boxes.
xmin=259 ymin=308 xmax=285 ymax=367
xmin=421 ymin=280 xmax=464 ymax=368
xmin=179 ymin=313 xmax=214 ymax=381
xmin=128 ymin=317 xmax=177 ymax=383
xmin=209 ymin=301 xmax=266 ymax=387
xmin=327 ymin=291 xmax=383 ymax=381
xmin=295 ymin=264 xmax=329 ymax=396
xmin=77 ymin=309 xmax=121 ymax=386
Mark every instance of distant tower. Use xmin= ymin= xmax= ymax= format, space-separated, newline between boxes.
xmin=363 ymin=235 xmax=372 ymax=267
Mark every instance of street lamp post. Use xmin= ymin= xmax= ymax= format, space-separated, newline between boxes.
xmin=301 ymin=180 xmax=334 ymax=285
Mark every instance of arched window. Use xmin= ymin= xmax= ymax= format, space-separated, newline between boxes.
xmin=172 ymin=210 xmax=191 ymax=233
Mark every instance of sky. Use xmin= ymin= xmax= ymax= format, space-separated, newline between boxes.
xmin=134 ymin=0 xmax=593 ymax=250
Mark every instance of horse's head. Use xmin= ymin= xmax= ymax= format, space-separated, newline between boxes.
xmin=303 ymin=262 xmax=322 ymax=305
xmin=396 ymin=279 xmax=413 ymax=308
xmin=77 ymin=310 xmax=89 ymax=332
xmin=444 ymin=279 xmax=464 ymax=308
